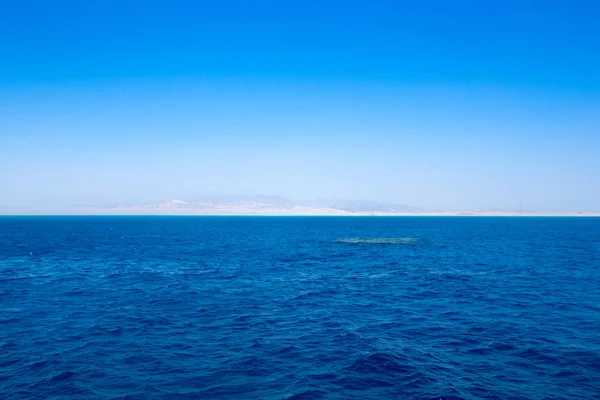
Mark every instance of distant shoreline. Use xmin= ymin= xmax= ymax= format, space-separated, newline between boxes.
xmin=2 ymin=211 xmax=599 ymax=217
xmin=5 ymin=198 xmax=597 ymax=217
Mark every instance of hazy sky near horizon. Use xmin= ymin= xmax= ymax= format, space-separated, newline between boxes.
xmin=1 ymin=1 xmax=599 ymax=212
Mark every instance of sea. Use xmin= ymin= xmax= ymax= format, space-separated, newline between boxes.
xmin=1 ymin=216 xmax=599 ymax=399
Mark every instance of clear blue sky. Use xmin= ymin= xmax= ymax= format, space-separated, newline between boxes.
xmin=1 ymin=0 xmax=599 ymax=212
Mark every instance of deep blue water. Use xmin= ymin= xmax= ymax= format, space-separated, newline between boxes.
xmin=1 ymin=216 xmax=600 ymax=400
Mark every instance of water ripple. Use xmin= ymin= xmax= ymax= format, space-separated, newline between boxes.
xmin=1 ymin=216 xmax=599 ymax=399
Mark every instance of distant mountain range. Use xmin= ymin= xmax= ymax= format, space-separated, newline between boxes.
xmin=102 ymin=196 xmax=419 ymax=215
xmin=4 ymin=195 xmax=598 ymax=216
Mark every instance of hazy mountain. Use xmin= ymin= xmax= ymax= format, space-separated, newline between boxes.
xmin=330 ymin=200 xmax=417 ymax=213
xmin=102 ymin=196 xmax=419 ymax=215
xmin=305 ymin=198 xmax=417 ymax=212
xmin=196 ymin=194 xmax=297 ymax=207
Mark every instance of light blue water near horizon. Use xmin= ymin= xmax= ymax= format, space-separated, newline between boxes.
xmin=1 ymin=216 xmax=600 ymax=399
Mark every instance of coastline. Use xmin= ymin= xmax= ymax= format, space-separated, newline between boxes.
xmin=2 ymin=209 xmax=599 ymax=217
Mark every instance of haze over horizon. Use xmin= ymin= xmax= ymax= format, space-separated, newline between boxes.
xmin=2 ymin=1 xmax=599 ymax=213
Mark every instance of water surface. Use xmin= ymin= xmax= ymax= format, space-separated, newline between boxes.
xmin=1 ymin=216 xmax=599 ymax=399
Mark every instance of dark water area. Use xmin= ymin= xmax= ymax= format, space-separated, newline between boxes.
xmin=1 ymin=216 xmax=599 ymax=399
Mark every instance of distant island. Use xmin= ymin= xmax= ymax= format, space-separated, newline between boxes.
xmin=4 ymin=195 xmax=599 ymax=216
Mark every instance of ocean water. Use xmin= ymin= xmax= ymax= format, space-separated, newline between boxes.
xmin=1 ymin=216 xmax=599 ymax=400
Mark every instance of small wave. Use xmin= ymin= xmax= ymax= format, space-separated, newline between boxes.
xmin=49 ymin=371 xmax=75 ymax=382
xmin=284 ymin=389 xmax=328 ymax=399
xmin=346 ymin=352 xmax=415 ymax=375
xmin=335 ymin=237 xmax=419 ymax=244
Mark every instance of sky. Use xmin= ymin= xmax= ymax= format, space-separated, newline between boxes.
xmin=1 ymin=0 xmax=599 ymax=212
